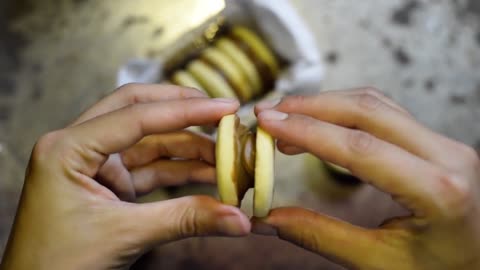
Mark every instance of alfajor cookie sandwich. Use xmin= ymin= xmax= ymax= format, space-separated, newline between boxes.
xmin=216 ymin=114 xmax=275 ymax=217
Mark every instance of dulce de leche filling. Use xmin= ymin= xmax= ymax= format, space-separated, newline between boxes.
xmin=232 ymin=121 xmax=255 ymax=198
xmin=240 ymin=132 xmax=256 ymax=179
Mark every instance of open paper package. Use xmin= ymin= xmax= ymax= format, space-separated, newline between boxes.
xmin=117 ymin=0 xmax=324 ymax=128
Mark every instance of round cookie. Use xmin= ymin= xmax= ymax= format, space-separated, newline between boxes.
xmin=216 ymin=114 xmax=275 ymax=217
xmin=216 ymin=38 xmax=263 ymax=96
xmin=231 ymin=26 xmax=280 ymax=79
xmin=187 ymin=60 xmax=237 ymax=99
xmin=202 ymin=47 xmax=253 ymax=103
xmin=171 ymin=70 xmax=205 ymax=92
xmin=216 ymin=114 xmax=253 ymax=206
xmin=253 ymin=127 xmax=275 ymax=217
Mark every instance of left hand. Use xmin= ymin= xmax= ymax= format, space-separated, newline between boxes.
xmin=0 ymin=84 xmax=250 ymax=270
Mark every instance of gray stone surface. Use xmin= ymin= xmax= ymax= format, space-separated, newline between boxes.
xmin=0 ymin=0 xmax=479 ymax=269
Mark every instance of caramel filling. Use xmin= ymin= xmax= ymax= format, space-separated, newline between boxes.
xmin=232 ymin=120 xmax=255 ymax=199
xmin=240 ymin=132 xmax=256 ymax=179
xmin=234 ymin=121 xmax=257 ymax=181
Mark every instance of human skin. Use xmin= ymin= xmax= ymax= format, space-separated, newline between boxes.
xmin=0 ymin=84 xmax=250 ymax=270
xmin=253 ymin=87 xmax=480 ymax=270
xmin=2 ymin=84 xmax=479 ymax=270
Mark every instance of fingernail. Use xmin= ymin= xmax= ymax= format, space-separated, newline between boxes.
xmin=212 ymin=98 xmax=238 ymax=104
xmin=186 ymin=86 xmax=207 ymax=96
xmin=259 ymin=110 xmax=288 ymax=121
xmin=256 ymin=98 xmax=281 ymax=110
xmin=251 ymin=221 xmax=277 ymax=236
xmin=217 ymin=210 xmax=250 ymax=236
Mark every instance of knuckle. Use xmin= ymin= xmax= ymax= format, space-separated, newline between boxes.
xmin=124 ymin=103 xmax=142 ymax=118
xmin=118 ymin=83 xmax=142 ymax=104
xmin=457 ymin=144 xmax=480 ymax=166
xmin=356 ymin=88 xmax=385 ymax=113
xmin=280 ymin=95 xmax=307 ymax=110
xmin=32 ymin=130 xmax=65 ymax=161
xmin=294 ymin=116 xmax=319 ymax=148
xmin=179 ymin=105 xmax=192 ymax=127
xmin=347 ymin=130 xmax=378 ymax=156
xmin=444 ymin=142 xmax=480 ymax=171
xmin=176 ymin=196 xmax=213 ymax=237
xmin=433 ymin=172 xmax=473 ymax=219
xmin=178 ymin=205 xmax=198 ymax=237
xmin=118 ymin=82 xmax=141 ymax=93
xmin=360 ymin=86 xmax=383 ymax=96
xmin=177 ymin=87 xmax=189 ymax=99
xmin=177 ymin=86 xmax=201 ymax=98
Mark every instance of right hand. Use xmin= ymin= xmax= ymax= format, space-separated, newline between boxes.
xmin=252 ymin=88 xmax=480 ymax=270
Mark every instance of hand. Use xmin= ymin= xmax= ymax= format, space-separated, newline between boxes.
xmin=0 ymin=84 xmax=250 ymax=270
xmin=253 ymin=88 xmax=480 ymax=270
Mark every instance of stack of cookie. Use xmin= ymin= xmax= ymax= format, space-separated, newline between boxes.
xmin=170 ymin=26 xmax=280 ymax=103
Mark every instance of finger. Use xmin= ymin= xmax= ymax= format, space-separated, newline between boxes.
xmin=121 ymin=131 xmax=215 ymax=169
xmin=258 ymin=88 xmax=462 ymax=169
xmin=255 ymin=87 xmax=409 ymax=116
xmin=258 ymin=111 xmax=449 ymax=216
xmin=276 ymin=140 xmax=306 ymax=155
xmin=252 ymin=207 xmax=399 ymax=270
xmin=65 ymin=98 xmax=239 ymax=177
xmin=129 ymin=196 xmax=251 ymax=247
xmin=70 ymin=83 xmax=206 ymax=126
xmin=325 ymin=87 xmax=410 ymax=115
xmin=131 ymin=160 xmax=216 ymax=196
xmin=96 ymin=154 xmax=136 ymax=201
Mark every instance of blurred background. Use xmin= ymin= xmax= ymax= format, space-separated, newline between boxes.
xmin=0 ymin=0 xmax=479 ymax=269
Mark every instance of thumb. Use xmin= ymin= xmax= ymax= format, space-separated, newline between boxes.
xmin=252 ymin=207 xmax=387 ymax=270
xmin=130 ymin=196 xmax=251 ymax=247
